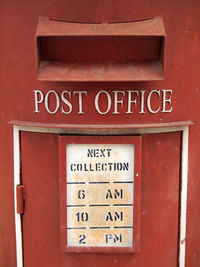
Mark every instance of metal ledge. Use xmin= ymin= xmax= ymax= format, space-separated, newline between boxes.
xmin=9 ymin=120 xmax=193 ymax=135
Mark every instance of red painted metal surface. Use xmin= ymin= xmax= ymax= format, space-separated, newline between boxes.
xmin=38 ymin=60 xmax=164 ymax=82
xmin=0 ymin=1 xmax=200 ymax=266
xmin=16 ymin=186 xmax=25 ymax=215
xmin=21 ymin=131 xmax=180 ymax=266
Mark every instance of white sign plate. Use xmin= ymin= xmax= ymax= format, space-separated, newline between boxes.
xmin=66 ymin=144 xmax=134 ymax=247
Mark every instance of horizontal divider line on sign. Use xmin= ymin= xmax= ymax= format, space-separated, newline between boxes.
xmin=67 ymin=181 xmax=134 ymax=184
xmin=89 ymin=204 xmax=110 ymax=207
xmin=89 ymin=227 xmax=110 ymax=229
xmin=114 ymin=226 xmax=133 ymax=229
xmin=66 ymin=204 xmax=134 ymax=207
xmin=67 ymin=182 xmax=86 ymax=184
xmin=67 ymin=227 xmax=87 ymax=230
xmin=67 ymin=226 xmax=133 ymax=230
xmin=67 ymin=205 xmax=86 ymax=207
xmin=89 ymin=181 xmax=109 ymax=184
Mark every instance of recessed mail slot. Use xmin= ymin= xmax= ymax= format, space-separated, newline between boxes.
xmin=59 ymin=136 xmax=141 ymax=253
xmin=40 ymin=36 xmax=160 ymax=61
xmin=36 ymin=17 xmax=165 ymax=81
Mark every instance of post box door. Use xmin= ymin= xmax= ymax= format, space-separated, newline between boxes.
xmin=20 ymin=131 xmax=181 ymax=267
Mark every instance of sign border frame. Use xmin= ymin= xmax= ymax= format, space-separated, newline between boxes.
xmin=59 ymin=135 xmax=142 ymax=253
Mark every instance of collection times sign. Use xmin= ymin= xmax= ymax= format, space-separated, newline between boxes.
xmin=59 ymin=136 xmax=141 ymax=253
xmin=66 ymin=144 xmax=134 ymax=247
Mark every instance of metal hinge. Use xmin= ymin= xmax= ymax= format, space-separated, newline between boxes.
xmin=16 ymin=185 xmax=25 ymax=214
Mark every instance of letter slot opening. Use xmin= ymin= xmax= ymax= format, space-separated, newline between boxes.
xmin=36 ymin=17 xmax=166 ymax=82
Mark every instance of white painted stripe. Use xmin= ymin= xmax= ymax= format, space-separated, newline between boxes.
xmin=14 ymin=126 xmax=23 ymax=267
xmin=179 ymin=126 xmax=189 ymax=267
xmin=13 ymin=124 xmax=189 ymax=267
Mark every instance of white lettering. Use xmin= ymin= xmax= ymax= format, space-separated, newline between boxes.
xmin=45 ymin=90 xmax=60 ymax=114
xmin=33 ymin=90 xmax=44 ymax=113
xmin=61 ymin=91 xmax=72 ymax=114
xmin=95 ymin=90 xmax=111 ymax=114
xmin=33 ymin=89 xmax=173 ymax=115
xmin=73 ymin=91 xmax=87 ymax=114
xmin=112 ymin=91 xmax=125 ymax=114
xmin=139 ymin=90 xmax=146 ymax=114
xmin=126 ymin=90 xmax=139 ymax=114
xmin=147 ymin=90 xmax=161 ymax=114
xmin=161 ymin=89 xmax=173 ymax=113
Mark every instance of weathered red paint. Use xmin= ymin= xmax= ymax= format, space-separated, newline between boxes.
xmin=20 ymin=131 xmax=180 ymax=266
xmin=16 ymin=186 xmax=25 ymax=215
xmin=0 ymin=0 xmax=200 ymax=267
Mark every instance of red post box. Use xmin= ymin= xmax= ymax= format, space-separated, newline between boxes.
xmin=0 ymin=1 xmax=200 ymax=267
